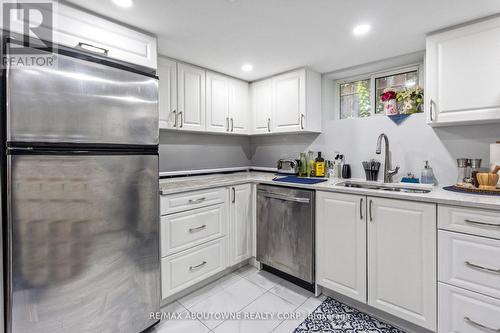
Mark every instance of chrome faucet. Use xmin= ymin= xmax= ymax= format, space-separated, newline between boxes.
xmin=376 ymin=133 xmax=400 ymax=183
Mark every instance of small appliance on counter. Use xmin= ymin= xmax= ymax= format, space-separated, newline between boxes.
xmin=277 ymin=159 xmax=300 ymax=175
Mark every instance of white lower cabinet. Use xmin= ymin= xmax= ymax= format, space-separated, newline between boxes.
xmin=316 ymin=192 xmax=367 ymax=303
xmin=316 ymin=192 xmax=437 ymax=331
xmin=437 ymin=205 xmax=500 ymax=332
xmin=229 ymin=184 xmax=253 ymax=265
xmin=161 ymin=238 xmax=227 ymax=299
xmin=439 ymin=283 xmax=500 ymax=333
xmin=160 ymin=204 xmax=227 ymax=257
xmin=160 ymin=184 xmax=253 ymax=301
xmin=368 ymin=197 xmax=436 ymax=331
xmin=439 ymin=230 xmax=500 ymax=300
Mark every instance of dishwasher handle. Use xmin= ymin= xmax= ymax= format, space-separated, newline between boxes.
xmin=259 ymin=192 xmax=311 ymax=204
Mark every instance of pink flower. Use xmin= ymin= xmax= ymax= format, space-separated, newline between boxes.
xmin=381 ymin=91 xmax=396 ymax=101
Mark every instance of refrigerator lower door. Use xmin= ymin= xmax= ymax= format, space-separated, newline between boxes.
xmin=7 ymin=154 xmax=159 ymax=333
xmin=6 ymin=45 xmax=158 ymax=146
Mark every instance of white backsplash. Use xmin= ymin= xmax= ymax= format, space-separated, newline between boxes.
xmin=249 ymin=113 xmax=500 ymax=185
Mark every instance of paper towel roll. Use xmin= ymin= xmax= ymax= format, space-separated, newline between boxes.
xmin=491 ymin=143 xmax=500 ymax=186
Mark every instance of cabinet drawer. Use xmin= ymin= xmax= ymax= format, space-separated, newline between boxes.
xmin=161 ymin=204 xmax=227 ymax=257
xmin=161 ymin=238 xmax=227 ymax=299
xmin=438 ymin=205 xmax=500 ymax=240
xmin=439 ymin=283 xmax=500 ymax=333
xmin=439 ymin=231 xmax=500 ymax=299
xmin=161 ymin=188 xmax=227 ymax=215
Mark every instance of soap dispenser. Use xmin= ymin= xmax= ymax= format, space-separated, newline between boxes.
xmin=421 ymin=161 xmax=435 ymax=184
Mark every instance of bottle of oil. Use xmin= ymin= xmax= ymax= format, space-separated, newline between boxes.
xmin=315 ymin=152 xmax=325 ymax=177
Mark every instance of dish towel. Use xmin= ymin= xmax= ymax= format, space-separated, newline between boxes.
xmin=273 ymin=176 xmax=328 ymax=185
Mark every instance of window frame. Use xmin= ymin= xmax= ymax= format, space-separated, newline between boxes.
xmin=336 ymin=63 xmax=423 ymax=120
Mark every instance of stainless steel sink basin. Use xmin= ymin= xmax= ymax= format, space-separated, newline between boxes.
xmin=336 ymin=181 xmax=431 ymax=194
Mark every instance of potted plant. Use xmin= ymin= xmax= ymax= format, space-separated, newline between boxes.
xmin=396 ymin=86 xmax=424 ymax=114
xmin=381 ymin=89 xmax=398 ymax=115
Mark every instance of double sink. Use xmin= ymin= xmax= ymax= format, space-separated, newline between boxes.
xmin=337 ymin=181 xmax=432 ymax=194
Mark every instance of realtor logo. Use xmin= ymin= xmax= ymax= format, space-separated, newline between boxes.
xmin=1 ymin=0 xmax=57 ymax=68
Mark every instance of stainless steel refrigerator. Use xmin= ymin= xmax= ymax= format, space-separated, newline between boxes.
xmin=2 ymin=40 xmax=160 ymax=333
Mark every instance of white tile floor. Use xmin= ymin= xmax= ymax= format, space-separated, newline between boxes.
xmin=151 ymin=265 xmax=326 ymax=333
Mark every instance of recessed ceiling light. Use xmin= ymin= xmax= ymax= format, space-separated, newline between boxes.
xmin=112 ymin=0 xmax=133 ymax=8
xmin=241 ymin=64 xmax=253 ymax=72
xmin=353 ymin=24 xmax=371 ymax=36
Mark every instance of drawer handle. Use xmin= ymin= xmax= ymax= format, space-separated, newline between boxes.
xmin=189 ymin=261 xmax=207 ymax=271
xmin=189 ymin=224 xmax=207 ymax=233
xmin=76 ymin=42 xmax=109 ymax=56
xmin=464 ymin=316 xmax=500 ymax=333
xmin=464 ymin=219 xmax=500 ymax=228
xmin=465 ymin=261 xmax=500 ymax=275
xmin=188 ymin=197 xmax=206 ymax=204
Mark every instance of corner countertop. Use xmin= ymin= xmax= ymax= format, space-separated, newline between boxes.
xmin=159 ymin=171 xmax=500 ymax=211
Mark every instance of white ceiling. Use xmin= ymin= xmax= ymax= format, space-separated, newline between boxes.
xmin=67 ymin=0 xmax=500 ymax=81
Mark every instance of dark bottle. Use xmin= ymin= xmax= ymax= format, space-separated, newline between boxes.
xmin=315 ymin=152 xmax=325 ymax=177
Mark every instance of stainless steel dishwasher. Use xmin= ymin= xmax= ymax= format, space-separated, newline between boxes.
xmin=256 ymin=184 xmax=315 ymax=284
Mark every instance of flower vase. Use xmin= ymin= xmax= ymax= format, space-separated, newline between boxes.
xmin=384 ymin=99 xmax=398 ymax=115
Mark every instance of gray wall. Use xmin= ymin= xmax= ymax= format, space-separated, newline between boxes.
xmin=249 ymin=114 xmax=500 ymax=185
xmin=159 ymin=131 xmax=251 ymax=172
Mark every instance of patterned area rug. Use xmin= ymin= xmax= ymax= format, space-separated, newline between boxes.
xmin=294 ymin=297 xmax=406 ymax=333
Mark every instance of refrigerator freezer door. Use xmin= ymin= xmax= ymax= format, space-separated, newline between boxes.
xmin=7 ymin=154 xmax=159 ymax=333
xmin=7 ymin=50 xmax=158 ymax=145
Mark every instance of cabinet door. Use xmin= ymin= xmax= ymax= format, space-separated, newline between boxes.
xmin=251 ymin=79 xmax=273 ymax=134
xmin=229 ymin=184 xmax=253 ymax=265
xmin=426 ymin=16 xmax=500 ymax=126
xmin=228 ymin=79 xmax=249 ymax=134
xmin=206 ymin=72 xmax=230 ymax=133
xmin=273 ymin=70 xmax=305 ymax=133
xmin=8 ymin=2 xmax=157 ymax=69
xmin=158 ymin=57 xmax=178 ymax=129
xmin=316 ymin=192 xmax=366 ymax=303
xmin=178 ymin=63 xmax=206 ymax=132
xmin=367 ymin=197 xmax=436 ymax=331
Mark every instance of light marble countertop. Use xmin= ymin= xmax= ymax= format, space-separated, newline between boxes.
xmin=159 ymin=171 xmax=500 ymax=211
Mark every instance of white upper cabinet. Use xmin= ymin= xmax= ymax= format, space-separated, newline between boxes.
xmin=250 ymin=68 xmax=322 ymax=134
xmin=206 ymin=72 xmax=230 ymax=133
xmin=251 ymin=79 xmax=274 ymax=134
xmin=9 ymin=2 xmax=157 ymax=69
xmin=206 ymin=72 xmax=249 ymax=134
xmin=158 ymin=57 xmax=178 ymax=129
xmin=273 ymin=70 xmax=306 ymax=132
xmin=177 ymin=63 xmax=206 ymax=132
xmin=367 ymin=197 xmax=436 ymax=331
xmin=228 ymin=79 xmax=249 ymax=134
xmin=426 ymin=16 xmax=500 ymax=126
xmin=316 ymin=192 xmax=367 ymax=303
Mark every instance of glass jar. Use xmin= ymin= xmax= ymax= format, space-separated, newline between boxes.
xmin=469 ymin=158 xmax=482 ymax=188
xmin=456 ymin=158 xmax=468 ymax=185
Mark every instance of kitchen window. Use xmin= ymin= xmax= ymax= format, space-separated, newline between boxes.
xmin=339 ymin=79 xmax=371 ymax=119
xmin=338 ymin=65 xmax=421 ymax=119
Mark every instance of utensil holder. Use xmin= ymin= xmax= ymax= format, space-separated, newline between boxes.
xmin=364 ymin=169 xmax=379 ymax=181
